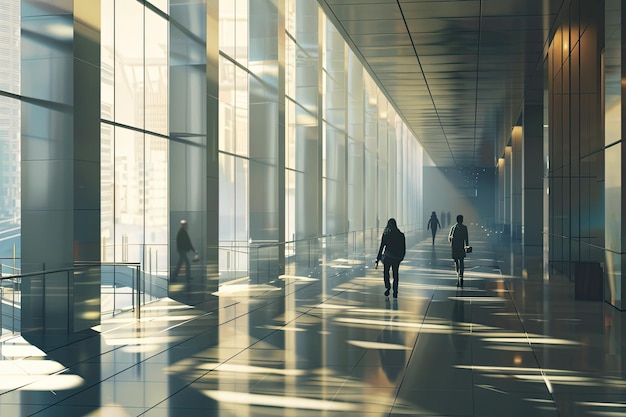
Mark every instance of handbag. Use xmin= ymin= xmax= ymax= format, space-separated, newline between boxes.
xmin=465 ymin=246 xmax=473 ymax=254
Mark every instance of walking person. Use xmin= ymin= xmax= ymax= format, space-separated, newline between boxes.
xmin=172 ymin=219 xmax=198 ymax=281
xmin=375 ymin=218 xmax=406 ymax=298
xmin=448 ymin=214 xmax=469 ymax=287
xmin=427 ymin=211 xmax=442 ymax=245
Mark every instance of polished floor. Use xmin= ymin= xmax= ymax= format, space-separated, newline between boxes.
xmin=1 ymin=229 xmax=625 ymax=416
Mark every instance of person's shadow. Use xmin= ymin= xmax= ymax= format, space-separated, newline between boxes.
xmin=430 ymin=245 xmax=438 ymax=266
xmin=377 ymin=298 xmax=406 ymax=382
xmin=450 ymin=290 xmax=469 ymax=359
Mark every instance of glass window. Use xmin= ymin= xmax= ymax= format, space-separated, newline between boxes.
xmin=101 ymin=0 xmax=169 ymax=273
xmin=144 ymin=10 xmax=168 ymax=136
xmin=114 ymin=0 xmax=145 ymax=129
xmin=0 ymin=0 xmax=20 ymax=265
xmin=148 ymin=0 xmax=167 ymax=14
xmin=0 ymin=95 xmax=20 ymax=260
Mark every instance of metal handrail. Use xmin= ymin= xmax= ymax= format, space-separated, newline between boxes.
xmin=0 ymin=262 xmax=143 ymax=341
xmin=1 ymin=262 xmax=140 ymax=281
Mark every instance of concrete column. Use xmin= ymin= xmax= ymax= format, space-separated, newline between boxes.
xmin=511 ymin=127 xmax=523 ymax=241
xmin=21 ymin=0 xmax=101 ymax=336
xmin=206 ymin=0 xmax=220 ymax=292
xmin=168 ymin=0 xmax=218 ymax=304
xmin=504 ymin=146 xmax=512 ymax=235
xmin=295 ymin=2 xmax=322 ymax=263
xmin=249 ymin=0 xmax=286 ymax=280
xmin=605 ymin=0 xmax=626 ymax=309
xmin=522 ymin=93 xmax=544 ymax=248
xmin=497 ymin=157 xmax=505 ymax=229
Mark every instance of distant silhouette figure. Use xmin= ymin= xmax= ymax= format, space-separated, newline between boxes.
xmin=446 ymin=211 xmax=451 ymax=228
xmin=375 ymin=218 xmax=406 ymax=298
xmin=172 ymin=219 xmax=197 ymax=281
xmin=448 ymin=214 xmax=469 ymax=287
xmin=440 ymin=210 xmax=446 ymax=227
xmin=427 ymin=211 xmax=442 ymax=245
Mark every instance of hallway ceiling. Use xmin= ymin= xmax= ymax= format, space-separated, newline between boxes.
xmin=319 ymin=0 xmax=563 ymax=168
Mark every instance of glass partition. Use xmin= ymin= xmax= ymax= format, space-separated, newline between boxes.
xmin=1 ymin=263 xmax=142 ymax=338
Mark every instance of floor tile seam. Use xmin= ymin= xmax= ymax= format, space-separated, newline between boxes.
xmin=135 ymin=291 xmax=280 ymax=343
xmin=280 ymin=265 xmax=372 ymax=346
xmin=98 ymin=265 xmax=362 ymax=374
xmin=33 ymin=340 xmax=244 ymax=413
xmin=16 ymin=302 xmax=214 ymax=365
xmin=289 ymin=264 xmax=399 ymax=381
xmin=4 ymin=340 xmax=133 ymax=384
xmin=1 ymin=247 xmax=401 ymax=405
xmin=0 ymin=342 xmax=145 ymax=398
xmin=10 ymin=241 xmax=437 ymax=410
xmin=467 ymin=282 xmax=477 ymax=417
xmin=0 ymin=333 xmax=21 ymax=345
xmin=17 ymin=309 xmax=240 ymax=406
xmin=20 ymin=331 xmax=104 ymax=360
xmin=446 ymin=240 xmax=505 ymax=417
xmin=8 ymin=358 xmax=148 ymax=414
xmin=144 ymin=266 xmax=366 ymax=370
xmin=141 ymin=318 xmax=352 ymax=417
xmin=94 ymin=309 xmax=219 ymax=359
xmin=501 ymin=277 xmax=562 ymax=416
xmin=387 ymin=290 xmax=436 ymax=409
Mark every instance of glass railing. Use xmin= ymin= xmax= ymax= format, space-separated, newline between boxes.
xmin=1 ymin=223 xmax=424 ymax=339
xmin=1 ymin=262 xmax=142 ymax=339
xmin=0 ymin=256 xmax=21 ymax=277
xmin=0 ymin=273 xmax=19 ymax=338
xmin=75 ymin=262 xmax=143 ymax=318
xmin=217 ymin=224 xmax=422 ymax=287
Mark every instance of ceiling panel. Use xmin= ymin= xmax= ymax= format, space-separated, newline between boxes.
xmin=319 ymin=0 xmax=560 ymax=168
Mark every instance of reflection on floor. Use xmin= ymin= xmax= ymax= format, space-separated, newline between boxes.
xmin=1 ymin=231 xmax=625 ymax=416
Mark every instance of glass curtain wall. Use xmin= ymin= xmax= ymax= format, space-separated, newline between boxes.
xmin=322 ymin=20 xmax=347 ymax=237
xmin=218 ymin=0 xmax=250 ymax=282
xmin=0 ymin=0 xmax=20 ymax=337
xmin=101 ymin=1 xmax=169 ymax=299
xmin=0 ymin=0 xmax=20 ymax=272
xmin=0 ymin=0 xmax=426 ymax=314
xmin=168 ymin=1 xmax=212 ymax=304
xmin=378 ymin=95 xmax=391 ymax=225
xmin=347 ymin=51 xmax=364 ymax=245
xmin=364 ymin=76 xmax=381 ymax=232
xmin=217 ymin=0 xmax=423 ymax=282
xmin=248 ymin=0 xmax=285 ymax=282
xmin=286 ymin=0 xmax=320 ymax=267
xmin=2 ymin=0 xmax=425 ymax=305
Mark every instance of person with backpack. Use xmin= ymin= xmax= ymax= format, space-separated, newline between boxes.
xmin=375 ymin=218 xmax=406 ymax=298
xmin=448 ymin=214 xmax=469 ymax=287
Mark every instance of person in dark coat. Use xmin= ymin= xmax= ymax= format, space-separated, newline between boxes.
xmin=427 ymin=211 xmax=442 ymax=245
xmin=375 ymin=218 xmax=406 ymax=298
xmin=448 ymin=214 xmax=469 ymax=287
xmin=172 ymin=219 xmax=197 ymax=281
